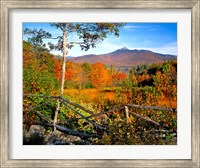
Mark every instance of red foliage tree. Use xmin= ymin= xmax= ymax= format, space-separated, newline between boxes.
xmin=112 ymin=71 xmax=126 ymax=86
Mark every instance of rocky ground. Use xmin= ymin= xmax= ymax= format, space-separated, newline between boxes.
xmin=23 ymin=125 xmax=95 ymax=145
xmin=23 ymin=125 xmax=176 ymax=145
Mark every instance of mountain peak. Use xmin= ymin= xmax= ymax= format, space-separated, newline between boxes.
xmin=119 ymin=47 xmax=129 ymax=51
xmin=112 ymin=47 xmax=129 ymax=53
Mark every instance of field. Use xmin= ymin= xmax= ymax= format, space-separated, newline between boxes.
xmin=65 ymin=88 xmax=177 ymax=110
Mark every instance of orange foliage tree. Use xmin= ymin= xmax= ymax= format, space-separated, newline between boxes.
xmin=89 ymin=62 xmax=110 ymax=88
xmin=65 ymin=61 xmax=84 ymax=88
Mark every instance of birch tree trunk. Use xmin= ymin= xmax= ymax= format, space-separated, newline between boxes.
xmin=60 ymin=26 xmax=67 ymax=96
xmin=53 ymin=25 xmax=67 ymax=133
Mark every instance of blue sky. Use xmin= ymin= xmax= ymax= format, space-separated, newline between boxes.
xmin=23 ymin=23 xmax=177 ymax=56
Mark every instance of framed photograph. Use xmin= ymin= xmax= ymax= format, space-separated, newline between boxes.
xmin=1 ymin=0 xmax=199 ymax=167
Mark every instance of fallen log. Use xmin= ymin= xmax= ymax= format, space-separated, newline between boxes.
xmin=23 ymin=118 xmax=101 ymax=139
xmin=44 ymin=123 xmax=102 ymax=139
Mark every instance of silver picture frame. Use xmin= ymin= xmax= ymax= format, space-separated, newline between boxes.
xmin=1 ymin=0 xmax=199 ymax=167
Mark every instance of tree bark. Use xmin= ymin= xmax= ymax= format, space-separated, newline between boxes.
xmin=61 ymin=25 xmax=67 ymax=95
xmin=53 ymin=25 xmax=67 ymax=133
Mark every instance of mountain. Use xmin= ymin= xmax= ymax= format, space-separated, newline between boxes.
xmin=69 ymin=47 xmax=176 ymax=67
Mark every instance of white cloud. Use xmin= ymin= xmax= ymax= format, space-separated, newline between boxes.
xmin=66 ymin=36 xmax=125 ymax=56
xmin=123 ymin=25 xmax=143 ymax=31
xmin=144 ymin=40 xmax=153 ymax=44
xmin=130 ymin=42 xmax=177 ymax=55
xmin=149 ymin=28 xmax=159 ymax=31
xmin=123 ymin=25 xmax=160 ymax=32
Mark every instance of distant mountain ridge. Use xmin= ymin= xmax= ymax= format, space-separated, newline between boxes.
xmin=68 ymin=47 xmax=177 ymax=67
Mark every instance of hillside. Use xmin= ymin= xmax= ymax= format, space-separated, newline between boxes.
xmin=69 ymin=47 xmax=176 ymax=67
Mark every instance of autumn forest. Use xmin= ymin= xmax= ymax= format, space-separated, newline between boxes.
xmin=23 ymin=23 xmax=177 ymax=145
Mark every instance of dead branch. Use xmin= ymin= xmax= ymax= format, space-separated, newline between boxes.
xmin=85 ymin=106 xmax=125 ymax=119
xmin=127 ymin=104 xmax=176 ymax=112
xmin=34 ymin=110 xmax=54 ymax=123
xmin=23 ymin=99 xmax=56 ymax=112
xmin=129 ymin=111 xmax=160 ymax=126
xmin=61 ymin=101 xmax=104 ymax=130
xmin=60 ymin=96 xmax=94 ymax=115
xmin=23 ymin=94 xmax=60 ymax=99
